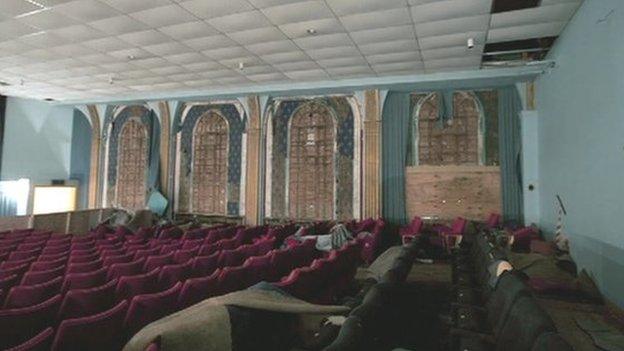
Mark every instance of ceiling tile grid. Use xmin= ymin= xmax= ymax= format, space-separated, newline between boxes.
xmin=0 ymin=0 xmax=583 ymax=101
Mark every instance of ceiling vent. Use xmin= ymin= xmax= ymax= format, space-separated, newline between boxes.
xmin=0 ymin=81 xmax=10 ymax=87
xmin=492 ymin=0 xmax=539 ymax=13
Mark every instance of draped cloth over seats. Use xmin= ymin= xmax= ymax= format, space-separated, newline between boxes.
xmin=123 ymin=287 xmax=349 ymax=351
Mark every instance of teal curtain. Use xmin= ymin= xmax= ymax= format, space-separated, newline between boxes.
xmin=382 ymin=92 xmax=411 ymax=225
xmin=436 ymin=90 xmax=454 ymax=127
xmin=147 ymin=110 xmax=161 ymax=193
xmin=498 ymin=86 xmax=524 ymax=224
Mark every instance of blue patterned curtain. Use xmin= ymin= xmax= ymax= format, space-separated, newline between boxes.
xmin=381 ymin=91 xmax=411 ymax=225
xmin=147 ymin=110 xmax=161 ymax=193
xmin=498 ymin=86 xmax=524 ymax=224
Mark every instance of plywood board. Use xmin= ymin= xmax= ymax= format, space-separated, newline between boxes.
xmin=405 ymin=165 xmax=501 ymax=221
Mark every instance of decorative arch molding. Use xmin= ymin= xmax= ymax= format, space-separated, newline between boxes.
xmin=263 ymin=95 xmax=356 ymax=221
xmin=173 ymin=101 xmax=246 ymax=216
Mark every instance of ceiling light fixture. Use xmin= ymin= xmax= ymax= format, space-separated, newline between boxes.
xmin=307 ymin=28 xmax=317 ymax=35
xmin=467 ymin=37 xmax=475 ymax=49
xmin=127 ymin=55 xmax=136 ymax=60
xmin=238 ymin=62 xmax=245 ymax=70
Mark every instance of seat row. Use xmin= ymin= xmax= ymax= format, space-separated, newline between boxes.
xmin=1 ymin=238 xmax=355 ymax=351
xmin=446 ymin=230 xmax=573 ymax=351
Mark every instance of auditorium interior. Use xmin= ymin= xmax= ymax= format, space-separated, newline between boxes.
xmin=0 ymin=0 xmax=622 ymax=350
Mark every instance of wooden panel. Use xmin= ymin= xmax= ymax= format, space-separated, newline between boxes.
xmin=363 ymin=89 xmax=381 ymax=218
xmin=86 ymin=105 xmax=101 ymax=208
xmin=0 ymin=216 xmax=31 ymax=231
xmin=32 ymin=213 xmax=69 ymax=233
xmin=244 ymin=95 xmax=261 ymax=225
xmin=405 ymin=165 xmax=501 ymax=221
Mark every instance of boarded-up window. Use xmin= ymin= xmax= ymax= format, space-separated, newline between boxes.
xmin=191 ymin=111 xmax=228 ymax=214
xmin=418 ymin=92 xmax=480 ymax=165
xmin=116 ymin=119 xmax=148 ymax=210
xmin=288 ymin=102 xmax=335 ymax=219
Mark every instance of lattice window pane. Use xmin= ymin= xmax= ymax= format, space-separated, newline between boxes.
xmin=116 ymin=119 xmax=148 ymax=210
xmin=418 ymin=92 xmax=480 ymax=165
xmin=288 ymin=102 xmax=335 ymax=220
xmin=191 ymin=111 xmax=228 ymax=215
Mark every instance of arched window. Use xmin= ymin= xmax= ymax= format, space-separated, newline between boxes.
xmin=191 ymin=111 xmax=229 ymax=214
xmin=417 ymin=92 xmax=481 ymax=165
xmin=288 ymin=102 xmax=335 ymax=219
xmin=116 ymin=119 xmax=148 ymax=209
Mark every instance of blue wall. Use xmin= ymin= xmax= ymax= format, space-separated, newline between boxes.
xmin=69 ymin=110 xmax=92 ymax=209
xmin=1 ymin=97 xmax=74 ymax=183
xmin=536 ymin=0 xmax=624 ymax=307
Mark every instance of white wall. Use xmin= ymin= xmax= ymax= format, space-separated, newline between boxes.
xmin=536 ymin=0 xmax=624 ymax=307
xmin=1 ymin=97 xmax=74 ymax=183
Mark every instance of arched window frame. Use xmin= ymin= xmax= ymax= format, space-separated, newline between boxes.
xmin=114 ymin=116 xmax=149 ymax=210
xmin=285 ymin=100 xmax=338 ymax=220
xmin=411 ymin=91 xmax=485 ymax=166
xmin=189 ymin=110 xmax=230 ymax=215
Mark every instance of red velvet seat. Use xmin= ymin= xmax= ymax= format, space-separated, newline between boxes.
xmin=143 ymin=252 xmax=174 ymax=272
xmin=5 ymin=326 xmax=53 ymax=351
xmin=191 ymin=251 xmax=220 ymax=277
xmin=158 ymin=260 xmax=192 ymax=289
xmin=159 ymin=242 xmax=182 ymax=254
xmin=99 ymin=247 xmax=126 ymax=257
xmin=172 ymin=247 xmax=199 ymax=264
xmin=4 ymin=276 xmax=63 ymax=309
xmin=8 ymin=249 xmax=41 ymax=262
xmin=51 ymin=300 xmax=128 ymax=351
xmin=107 ymin=258 xmax=145 ymax=280
xmin=124 ymin=282 xmax=182 ymax=337
xmin=1 ymin=257 xmax=37 ymax=270
xmin=115 ymin=268 xmax=160 ymax=300
xmin=486 ymin=213 xmax=502 ymax=229
xmin=217 ymin=248 xmax=246 ymax=267
xmin=16 ymin=242 xmax=45 ymax=252
xmin=36 ymin=252 xmax=68 ymax=262
xmin=66 ymin=259 xmax=102 ymax=274
xmin=0 ymin=263 xmax=31 ymax=280
xmin=180 ymin=238 xmax=204 ymax=249
xmin=243 ymin=252 xmax=273 ymax=282
xmin=67 ymin=252 xmax=100 ymax=264
xmin=218 ymin=265 xmax=252 ymax=294
xmin=102 ymin=252 xmax=134 ymax=267
xmin=57 ymin=278 xmax=118 ymax=320
xmin=70 ymin=241 xmax=95 ymax=251
xmin=0 ymin=294 xmax=61 ymax=349
xmin=61 ymin=267 xmax=107 ymax=294
xmin=177 ymin=269 xmax=220 ymax=309
xmin=21 ymin=265 xmax=66 ymax=285
xmin=0 ymin=274 xmax=20 ymax=294
xmin=133 ymin=247 xmax=162 ymax=260
xmin=30 ymin=257 xmax=66 ymax=271
xmin=212 ymin=237 xmax=237 ymax=252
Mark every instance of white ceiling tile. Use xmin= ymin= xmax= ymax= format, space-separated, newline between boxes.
xmin=410 ymin=0 xmax=491 ymax=24
xmin=245 ymin=40 xmax=298 ymax=55
xmin=415 ymin=14 xmax=490 ymax=38
xmin=82 ymin=36 xmax=134 ymax=51
xmin=99 ymin=0 xmax=173 ymax=13
xmin=487 ymin=22 xmax=567 ymax=43
xmin=184 ymin=79 xmax=214 ymax=87
xmin=350 ymin=25 xmax=415 ymax=45
xmin=219 ymin=56 xmax=264 ymax=69
xmin=278 ymin=18 xmax=344 ymax=39
xmin=421 ymin=45 xmax=480 ymax=60
xmin=208 ymin=11 xmax=272 ymax=32
xmin=274 ymin=60 xmax=320 ymax=71
xmin=305 ymin=45 xmax=360 ymax=60
xmin=261 ymin=1 xmax=333 ymax=25
xmin=2 ymin=0 xmax=43 ymax=18
xmin=50 ymin=24 xmax=106 ymax=42
xmin=541 ymin=0 xmax=581 ymax=5
xmin=247 ymin=0 xmax=310 ymax=9
xmin=129 ymin=5 xmax=197 ymax=27
xmin=214 ymin=76 xmax=249 ymax=85
xmin=201 ymin=46 xmax=250 ymax=60
xmin=200 ymin=69 xmax=239 ymax=79
xmin=144 ymin=41 xmax=193 ymax=56
xmin=89 ymin=15 xmax=150 ymax=35
xmin=228 ymin=27 xmax=287 ymax=45
xmin=130 ymin=57 xmax=170 ymax=69
xmin=247 ymin=72 xmax=287 ymax=82
xmin=240 ymin=65 xmax=278 ymax=75
xmin=424 ymin=55 xmax=482 ymax=70
xmin=119 ymin=30 xmax=171 ymax=46
xmin=419 ymin=31 xmax=486 ymax=50
xmin=18 ymin=32 xmax=70 ymax=48
xmin=326 ymin=0 xmax=406 ymax=16
xmin=172 ymin=73 xmax=204 ymax=81
xmin=261 ymin=51 xmax=309 ymax=64
xmin=283 ymin=68 xmax=329 ymax=80
xmin=78 ymin=53 xmax=119 ymax=64
xmin=366 ymin=51 xmax=421 ymax=65
xmin=109 ymin=47 xmax=154 ymax=61
xmin=490 ymin=3 xmax=581 ymax=29
xmin=183 ymin=35 xmax=238 ymax=51
xmin=159 ymin=21 xmax=218 ymax=40
xmin=317 ymin=56 xmax=367 ymax=68
xmin=182 ymin=61 xmax=226 ymax=72
xmin=50 ymin=43 xmax=93 ymax=56
xmin=178 ymin=0 xmax=253 ymax=19
xmin=326 ymin=65 xmax=374 ymax=77
xmin=372 ymin=61 xmax=424 ymax=73
xmin=294 ymin=33 xmax=352 ymax=50
xmin=358 ymin=39 xmax=419 ymax=55
xmin=16 ymin=10 xmax=80 ymax=30
xmin=0 ymin=19 xmax=40 ymax=40
xmin=340 ymin=8 xmax=412 ymax=32
xmin=150 ymin=65 xmax=188 ymax=75
xmin=54 ymin=0 xmax=120 ymax=21
xmin=0 ymin=40 xmax=34 ymax=56
xmin=164 ymin=52 xmax=207 ymax=65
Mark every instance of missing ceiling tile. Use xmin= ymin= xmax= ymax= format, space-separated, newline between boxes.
xmin=491 ymin=0 xmax=540 ymax=13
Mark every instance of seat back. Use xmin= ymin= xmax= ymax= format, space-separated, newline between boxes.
xmin=115 ymin=268 xmax=160 ymax=301
xmin=451 ymin=217 xmax=467 ymax=234
xmin=30 ymin=257 xmax=66 ymax=271
xmin=67 ymin=252 xmax=99 ymax=264
xmin=124 ymin=282 xmax=182 ymax=336
xmin=58 ymin=278 xmax=118 ymax=320
xmin=66 ymin=259 xmax=102 ymax=274
xmin=106 ymin=258 xmax=145 ymax=280
xmin=177 ymin=269 xmax=221 ymax=309
xmin=4 ymin=276 xmax=63 ymax=309
xmin=218 ymin=249 xmax=246 ymax=267
xmin=133 ymin=247 xmax=162 ymax=260
xmin=0 ymin=263 xmax=30 ymax=280
xmin=217 ymin=265 xmax=251 ymax=294
xmin=172 ymin=247 xmax=199 ymax=264
xmin=102 ymin=252 xmax=134 ymax=267
xmin=21 ymin=265 xmax=66 ymax=285
xmin=158 ymin=260 xmax=192 ymax=289
xmin=4 ymin=326 xmax=54 ymax=351
xmin=143 ymin=252 xmax=174 ymax=272
xmin=243 ymin=252 xmax=273 ymax=282
xmin=51 ymin=300 xmax=128 ymax=351
xmin=495 ymin=296 xmax=556 ymax=351
xmin=0 ymin=294 xmax=61 ymax=349
xmin=191 ymin=252 xmax=220 ymax=277
xmin=61 ymin=267 xmax=107 ymax=294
